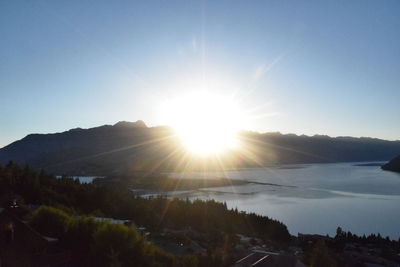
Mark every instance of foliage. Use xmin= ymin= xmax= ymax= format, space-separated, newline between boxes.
xmin=29 ymin=206 xmax=73 ymax=238
xmin=335 ymin=226 xmax=400 ymax=248
xmin=309 ymin=240 xmax=337 ymax=267
xmin=28 ymin=205 xmax=180 ymax=267
xmin=0 ymin=162 xmax=290 ymax=244
xmin=0 ymin=162 xmax=292 ymax=266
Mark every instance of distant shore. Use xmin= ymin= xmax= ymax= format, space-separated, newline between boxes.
xmin=95 ymin=175 xmax=249 ymax=191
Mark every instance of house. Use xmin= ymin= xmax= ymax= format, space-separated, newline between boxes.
xmin=232 ymin=251 xmax=306 ymax=267
xmin=0 ymin=207 xmax=69 ymax=267
xmin=91 ymin=216 xmax=132 ymax=226
xmin=298 ymin=233 xmax=333 ymax=245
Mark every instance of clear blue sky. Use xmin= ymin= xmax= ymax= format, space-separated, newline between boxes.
xmin=1 ymin=0 xmax=399 ymax=147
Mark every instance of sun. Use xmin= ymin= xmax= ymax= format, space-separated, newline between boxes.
xmin=163 ymin=91 xmax=242 ymax=155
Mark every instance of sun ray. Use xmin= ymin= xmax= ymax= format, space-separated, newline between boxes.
xmin=162 ymin=91 xmax=243 ymax=156
xmin=45 ymin=134 xmax=178 ymax=168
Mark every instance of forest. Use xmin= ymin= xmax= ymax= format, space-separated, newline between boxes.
xmin=0 ymin=162 xmax=290 ymax=266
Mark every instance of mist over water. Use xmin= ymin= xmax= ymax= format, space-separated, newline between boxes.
xmin=167 ymin=163 xmax=400 ymax=239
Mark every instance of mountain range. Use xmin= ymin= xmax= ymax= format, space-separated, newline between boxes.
xmin=1 ymin=120 xmax=400 ymax=175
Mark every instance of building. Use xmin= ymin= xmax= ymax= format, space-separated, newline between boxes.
xmin=232 ymin=251 xmax=306 ymax=267
xmin=0 ymin=207 xmax=69 ymax=267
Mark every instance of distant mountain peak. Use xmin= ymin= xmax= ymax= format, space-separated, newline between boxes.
xmin=68 ymin=127 xmax=84 ymax=132
xmin=113 ymin=120 xmax=147 ymax=128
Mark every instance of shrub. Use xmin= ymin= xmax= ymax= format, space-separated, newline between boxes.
xmin=29 ymin=206 xmax=73 ymax=238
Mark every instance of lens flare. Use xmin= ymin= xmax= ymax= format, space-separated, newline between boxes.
xmin=162 ymin=91 xmax=243 ymax=155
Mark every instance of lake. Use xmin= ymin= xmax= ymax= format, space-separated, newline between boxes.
xmin=163 ymin=162 xmax=400 ymax=239
xmin=56 ymin=175 xmax=104 ymax=183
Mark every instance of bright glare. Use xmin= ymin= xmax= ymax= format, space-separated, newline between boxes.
xmin=163 ymin=92 xmax=243 ymax=155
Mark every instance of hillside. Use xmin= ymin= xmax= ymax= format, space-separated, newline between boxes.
xmin=1 ymin=121 xmax=400 ymax=175
xmin=382 ymin=155 xmax=400 ymax=173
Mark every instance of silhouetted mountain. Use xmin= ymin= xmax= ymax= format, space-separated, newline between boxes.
xmin=382 ymin=155 xmax=400 ymax=173
xmin=1 ymin=121 xmax=400 ymax=175
xmin=114 ymin=120 xmax=147 ymax=128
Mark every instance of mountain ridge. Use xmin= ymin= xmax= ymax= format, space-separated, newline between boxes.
xmin=1 ymin=121 xmax=400 ymax=175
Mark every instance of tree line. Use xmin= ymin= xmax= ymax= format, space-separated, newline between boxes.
xmin=0 ymin=162 xmax=291 ymax=266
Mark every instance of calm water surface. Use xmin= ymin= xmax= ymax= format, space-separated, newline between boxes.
xmin=165 ymin=162 xmax=400 ymax=239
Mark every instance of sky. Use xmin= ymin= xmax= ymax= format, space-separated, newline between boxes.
xmin=1 ymin=0 xmax=400 ymax=148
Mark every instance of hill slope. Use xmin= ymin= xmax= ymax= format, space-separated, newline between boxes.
xmin=382 ymin=155 xmax=400 ymax=173
xmin=1 ymin=121 xmax=400 ymax=175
